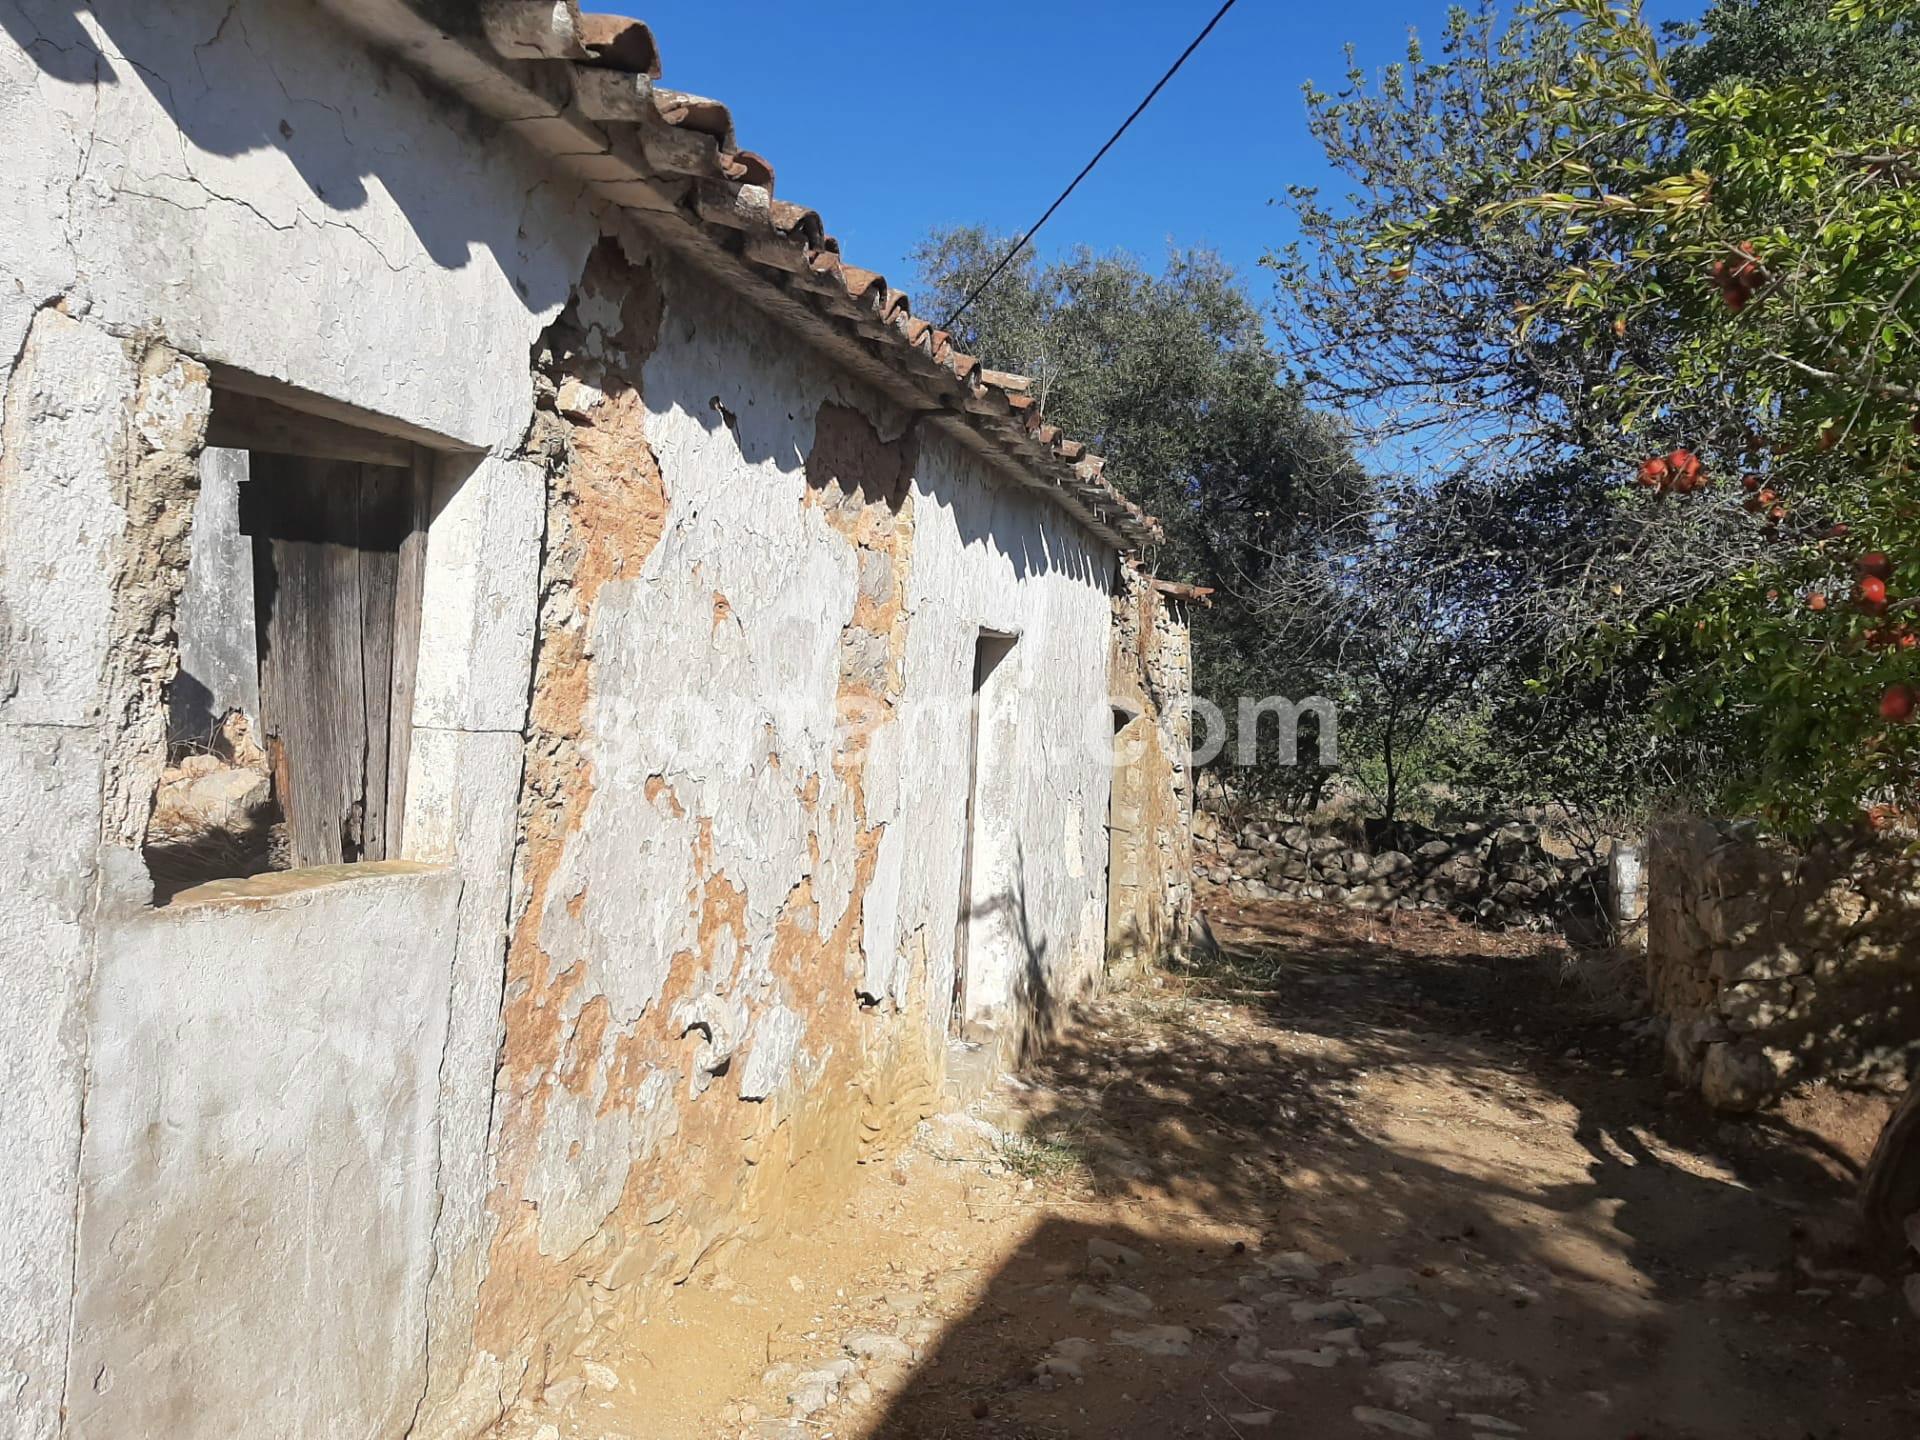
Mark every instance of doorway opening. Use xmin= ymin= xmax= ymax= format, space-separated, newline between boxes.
xmin=1105 ymin=703 xmax=1149 ymax=974
xmin=952 ymin=630 xmax=1017 ymax=1036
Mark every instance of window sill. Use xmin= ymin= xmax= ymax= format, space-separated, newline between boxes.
xmin=161 ymin=859 xmax=449 ymax=911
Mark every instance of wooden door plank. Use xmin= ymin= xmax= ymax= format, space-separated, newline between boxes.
xmin=383 ymin=449 xmax=434 ymax=858
xmin=245 ymin=455 xmax=369 ymax=869
xmin=356 ymin=465 xmax=401 ymax=862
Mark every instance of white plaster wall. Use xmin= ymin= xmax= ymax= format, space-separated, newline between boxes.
xmin=0 ymin=726 xmax=107 ymax=1440
xmin=412 ymin=455 xmax=548 ymax=734
xmin=887 ymin=429 xmax=1119 ymax=1034
xmin=508 ymin=258 xmax=1119 ymax=1248
xmin=0 ymin=308 xmax=134 ymax=728
xmin=66 ymin=867 xmax=463 ymax=1440
xmin=0 ymin=307 xmax=138 ymax=1439
xmin=0 ymin=0 xmax=596 ymax=449
xmin=0 ymin=6 xmax=587 ymax=1428
xmin=401 ymin=451 xmax=545 ymax=1420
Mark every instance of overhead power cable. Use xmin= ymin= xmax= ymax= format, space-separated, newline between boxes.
xmin=939 ymin=0 xmax=1242 ymax=333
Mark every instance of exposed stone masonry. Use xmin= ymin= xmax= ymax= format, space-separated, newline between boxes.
xmin=1195 ymin=813 xmax=1606 ymax=930
xmin=1105 ymin=572 xmax=1196 ymax=974
xmin=1648 ymin=816 xmax=1920 ymax=1112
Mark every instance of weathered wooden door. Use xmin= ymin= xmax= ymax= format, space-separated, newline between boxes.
xmin=241 ymin=453 xmax=429 ymax=868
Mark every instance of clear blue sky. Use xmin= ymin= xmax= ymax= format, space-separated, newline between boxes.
xmin=607 ymin=1 xmax=1694 ymax=310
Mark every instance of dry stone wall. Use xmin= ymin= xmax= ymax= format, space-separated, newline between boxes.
xmin=1648 ymin=817 xmax=1920 ymax=1112
xmin=1196 ymin=812 xmax=1607 ymax=929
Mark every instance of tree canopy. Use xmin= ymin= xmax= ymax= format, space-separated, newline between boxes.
xmin=1271 ymin=0 xmax=1920 ymax=829
xmin=911 ymin=0 xmax=1920 ymax=831
xmin=1381 ymin=0 xmax=1920 ymax=827
xmin=913 ymin=230 xmax=1374 ymax=805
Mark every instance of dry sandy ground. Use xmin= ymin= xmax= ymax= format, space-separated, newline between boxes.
xmin=522 ymin=900 xmax=1919 ymax=1440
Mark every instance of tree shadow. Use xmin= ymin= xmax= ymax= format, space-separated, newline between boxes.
xmin=963 ymin=838 xmax=1064 ymax=1065
xmin=2 ymin=0 xmax=576 ymax=287
xmin=861 ymin=901 xmax=1920 ymax=1439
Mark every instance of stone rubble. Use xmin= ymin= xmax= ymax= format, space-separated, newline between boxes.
xmin=1110 ymin=1324 xmax=1196 ymax=1356
xmin=714 ymin=1204 xmax=1573 ymax=1440
xmin=1331 ymin=1265 xmax=1417 ymax=1301
xmin=1352 ymin=1405 xmax=1436 ymax=1437
xmin=1069 ymin=1282 xmax=1156 ymax=1318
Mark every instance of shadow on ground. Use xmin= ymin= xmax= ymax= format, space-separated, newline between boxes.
xmin=863 ymin=900 xmax=1919 ymax=1440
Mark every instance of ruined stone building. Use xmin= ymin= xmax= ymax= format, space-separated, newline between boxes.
xmin=0 ymin=3 xmax=1195 ymax=1435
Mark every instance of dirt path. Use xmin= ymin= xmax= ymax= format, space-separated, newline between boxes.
xmin=527 ymin=900 xmax=1918 ymax=1440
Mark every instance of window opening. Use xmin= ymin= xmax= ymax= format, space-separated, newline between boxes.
xmin=146 ymin=386 xmax=432 ymax=899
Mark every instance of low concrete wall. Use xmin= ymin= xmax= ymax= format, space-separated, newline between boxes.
xmin=1649 ymin=817 xmax=1920 ymax=1112
xmin=66 ymin=865 xmax=462 ymax=1439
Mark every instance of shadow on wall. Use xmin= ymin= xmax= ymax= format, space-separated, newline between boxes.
xmin=865 ymin=913 xmax=1917 ymax=1437
xmin=2 ymin=0 xmax=574 ymax=292
xmin=803 ymin=400 xmax=914 ymax=514
xmin=966 ymin=838 xmax=1059 ymax=1059
xmin=918 ymin=438 xmax=1107 ymax=589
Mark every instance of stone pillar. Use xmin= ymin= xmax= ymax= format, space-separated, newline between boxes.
xmin=1105 ymin=568 xmax=1197 ymax=973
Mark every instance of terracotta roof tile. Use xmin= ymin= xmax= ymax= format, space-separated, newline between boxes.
xmin=363 ymin=1 xmax=1161 ymax=549
xmin=768 ymin=200 xmax=822 ymax=242
xmin=578 ymin=14 xmax=661 ymax=76
xmin=653 ymin=88 xmax=735 ymax=146
xmin=838 ymin=264 xmax=885 ymax=301
xmin=727 ymin=150 xmax=774 ymax=189
xmin=1149 ymin=577 xmax=1216 ymax=605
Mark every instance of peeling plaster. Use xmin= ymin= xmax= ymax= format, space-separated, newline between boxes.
xmin=470 ymin=236 xmax=1125 ymax=1422
xmin=1 ymin=7 xmax=1148 ymax=1431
